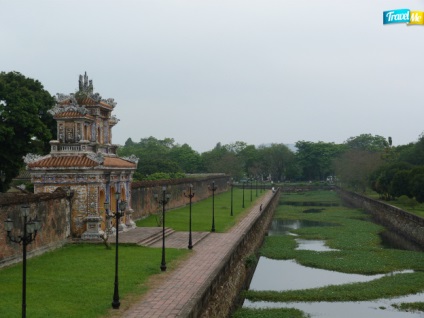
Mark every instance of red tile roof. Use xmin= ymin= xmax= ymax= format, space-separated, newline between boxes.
xmin=28 ymin=156 xmax=98 ymax=168
xmin=53 ymin=111 xmax=93 ymax=119
xmin=27 ymin=155 xmax=136 ymax=169
xmin=76 ymin=97 xmax=98 ymax=106
xmin=104 ymin=157 xmax=136 ymax=168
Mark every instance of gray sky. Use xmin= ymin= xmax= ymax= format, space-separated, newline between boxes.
xmin=2 ymin=0 xmax=424 ymax=152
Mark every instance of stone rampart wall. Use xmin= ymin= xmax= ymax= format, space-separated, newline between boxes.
xmin=0 ymin=176 xmax=230 ymax=266
xmin=336 ymin=187 xmax=424 ymax=246
xmin=0 ymin=188 xmax=70 ymax=268
xmin=131 ymin=175 xmax=230 ymax=220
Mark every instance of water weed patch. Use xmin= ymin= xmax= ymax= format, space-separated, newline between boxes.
xmin=236 ymin=190 xmax=424 ymax=316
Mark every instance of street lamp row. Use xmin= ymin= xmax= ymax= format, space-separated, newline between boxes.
xmin=3 ymin=180 xmax=241 ymax=315
xmin=241 ymin=177 xmax=263 ymax=208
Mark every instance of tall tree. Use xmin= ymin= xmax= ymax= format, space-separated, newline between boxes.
xmin=0 ymin=71 xmax=55 ymax=191
xmin=118 ymin=137 xmax=205 ymax=179
xmin=258 ymin=144 xmax=296 ymax=181
xmin=390 ymin=170 xmax=412 ymax=198
xmin=333 ymin=149 xmax=383 ymax=192
xmin=168 ymin=143 xmax=203 ymax=173
xmin=396 ymin=134 xmax=424 ymax=166
xmin=295 ymin=141 xmax=346 ymax=180
xmin=332 ymin=134 xmax=390 ymax=192
xmin=118 ymin=136 xmax=180 ymax=179
xmin=345 ymin=133 xmax=389 ymax=152
xmin=201 ymin=143 xmax=236 ymax=174
xmin=237 ymin=144 xmax=260 ymax=177
xmin=409 ymin=167 xmax=424 ymax=203
xmin=369 ymin=162 xmax=413 ymax=199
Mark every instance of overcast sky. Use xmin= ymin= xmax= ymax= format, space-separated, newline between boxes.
xmin=2 ymin=0 xmax=424 ymax=152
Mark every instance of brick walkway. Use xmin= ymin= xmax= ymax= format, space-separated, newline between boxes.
xmin=112 ymin=191 xmax=274 ymax=318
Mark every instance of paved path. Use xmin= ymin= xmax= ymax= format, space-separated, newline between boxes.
xmin=111 ymin=191 xmax=274 ymax=318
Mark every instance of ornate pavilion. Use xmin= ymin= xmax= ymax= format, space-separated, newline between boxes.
xmin=25 ymin=73 xmax=138 ymax=239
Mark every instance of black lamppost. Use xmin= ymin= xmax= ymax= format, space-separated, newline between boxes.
xmin=228 ymin=179 xmax=234 ymax=216
xmin=5 ymin=204 xmax=41 ymax=318
xmin=255 ymin=179 xmax=258 ymax=197
xmin=208 ymin=181 xmax=217 ymax=232
xmin=183 ymin=184 xmax=195 ymax=249
xmin=242 ymin=180 xmax=245 ymax=208
xmin=250 ymin=178 xmax=253 ymax=202
xmin=155 ymin=186 xmax=171 ymax=271
xmin=0 ymin=170 xmax=6 ymax=192
xmin=104 ymin=191 xmax=127 ymax=309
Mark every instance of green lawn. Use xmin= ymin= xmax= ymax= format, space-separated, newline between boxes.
xmin=137 ymin=187 xmax=266 ymax=232
xmin=0 ymin=243 xmax=187 ymax=318
xmin=0 ymin=188 xmax=268 ymax=318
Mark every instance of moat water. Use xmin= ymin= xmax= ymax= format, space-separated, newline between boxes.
xmin=243 ymin=219 xmax=424 ymax=317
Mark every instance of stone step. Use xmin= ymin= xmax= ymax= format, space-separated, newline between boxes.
xmin=137 ymin=227 xmax=175 ymax=246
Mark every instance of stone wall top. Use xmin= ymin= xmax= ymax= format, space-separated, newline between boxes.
xmin=0 ymin=187 xmax=69 ymax=207
xmin=336 ymin=187 xmax=424 ymax=224
xmin=132 ymin=175 xmax=228 ymax=189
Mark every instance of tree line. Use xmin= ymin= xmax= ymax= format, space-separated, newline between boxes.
xmin=3 ymin=71 xmax=424 ymax=204
xmin=368 ymin=135 xmax=424 ymax=203
xmin=114 ymin=133 xmax=424 ymax=206
xmin=117 ymin=138 xmax=296 ymax=181
xmin=117 ymin=134 xmax=392 ymax=186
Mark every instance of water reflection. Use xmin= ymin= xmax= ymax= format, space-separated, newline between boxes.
xmin=247 ymin=257 xmax=416 ymax=317
xmin=244 ymin=294 xmax=424 ymax=318
xmin=249 ymin=258 xmax=411 ymax=291
xmin=295 ymin=239 xmax=338 ymax=251
xmin=268 ymin=219 xmax=337 ymax=236
xmin=247 ymin=199 xmax=424 ymax=317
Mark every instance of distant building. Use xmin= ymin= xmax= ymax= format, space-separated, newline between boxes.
xmin=25 ymin=73 xmax=138 ymax=239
